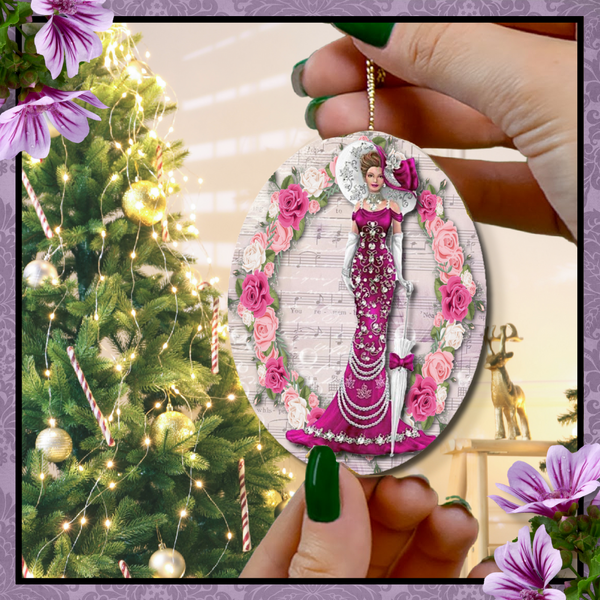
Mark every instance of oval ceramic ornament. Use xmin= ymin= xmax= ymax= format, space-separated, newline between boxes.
xmin=228 ymin=132 xmax=487 ymax=475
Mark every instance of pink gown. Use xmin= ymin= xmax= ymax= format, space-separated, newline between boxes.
xmin=286 ymin=204 xmax=436 ymax=455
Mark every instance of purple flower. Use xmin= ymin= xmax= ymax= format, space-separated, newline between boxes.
xmin=490 ymin=444 xmax=600 ymax=518
xmin=32 ymin=0 xmax=114 ymax=79
xmin=0 ymin=86 xmax=107 ymax=160
xmin=483 ymin=525 xmax=565 ymax=600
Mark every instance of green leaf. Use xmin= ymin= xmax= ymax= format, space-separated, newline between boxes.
xmin=0 ymin=5 xmax=21 ymax=31
xmin=430 ymin=325 xmax=440 ymax=339
xmin=293 ymin=218 xmax=306 ymax=241
xmin=439 ymin=422 xmax=447 ymax=432
xmin=442 ymin=346 xmax=455 ymax=355
xmin=266 ymin=388 xmax=275 ymax=400
xmin=281 ymin=175 xmax=294 ymax=190
xmin=590 ymin=554 xmax=600 ymax=578
xmin=235 ymin=277 xmax=244 ymax=298
xmin=0 ymin=27 xmax=8 ymax=51
xmin=372 ymin=136 xmax=386 ymax=148
xmin=530 ymin=515 xmax=559 ymax=535
xmin=414 ymin=363 xmax=422 ymax=376
xmin=300 ymin=386 xmax=311 ymax=400
xmin=281 ymin=350 xmax=288 ymax=368
xmin=423 ymin=415 xmax=434 ymax=430
xmin=465 ymin=301 xmax=475 ymax=321
xmin=325 ymin=164 xmax=334 ymax=179
xmin=297 ymin=376 xmax=305 ymax=388
xmin=578 ymin=576 xmax=597 ymax=599
xmin=434 ymin=278 xmax=444 ymax=303
xmin=564 ymin=583 xmax=578 ymax=600
xmin=427 ymin=183 xmax=436 ymax=194
xmin=265 ymin=249 xmax=275 ymax=263
xmin=269 ymin=288 xmax=279 ymax=311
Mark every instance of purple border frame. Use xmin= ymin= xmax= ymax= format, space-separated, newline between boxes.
xmin=3 ymin=1 xmax=594 ymax=596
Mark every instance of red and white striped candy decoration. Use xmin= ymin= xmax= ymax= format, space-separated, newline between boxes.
xmin=156 ymin=144 xmax=163 ymax=186
xmin=197 ymin=280 xmax=209 ymax=292
xmin=238 ymin=458 xmax=251 ymax=552
xmin=119 ymin=560 xmax=131 ymax=578
xmin=22 ymin=170 xmax=53 ymax=239
xmin=211 ymin=296 xmax=219 ymax=374
xmin=22 ymin=556 xmax=34 ymax=578
xmin=66 ymin=346 xmax=115 ymax=447
xmin=161 ymin=219 xmax=170 ymax=242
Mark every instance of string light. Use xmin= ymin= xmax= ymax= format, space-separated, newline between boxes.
xmin=282 ymin=468 xmax=286 ymax=474
xmin=111 ymin=174 xmax=118 ymax=181
xmin=55 ymin=226 xmax=61 ymax=234
xmin=198 ymin=178 xmax=203 ymax=185
xmin=227 ymin=532 xmax=232 ymax=540
xmin=49 ymin=313 xmax=55 ymax=320
xmin=109 ymin=482 xmax=116 ymax=489
xmin=130 ymin=251 xmax=136 ymax=259
xmin=78 ymin=465 xmax=84 ymax=472
xmin=39 ymin=473 xmax=45 ymax=480
xmin=190 ymin=454 xmax=196 ymax=461
xmin=162 ymin=343 xmax=168 ymax=349
xmin=180 ymin=509 xmax=187 ymax=517
xmin=49 ymin=418 xmax=56 ymax=427
xmin=227 ymin=394 xmax=235 ymax=401
xmin=155 ymin=402 xmax=161 ymax=408
xmin=172 ymin=286 xmax=177 ymax=293
xmin=288 ymin=472 xmax=293 ymax=478
xmin=62 ymin=174 xmax=69 ymax=182
xmin=81 ymin=517 xmax=87 ymax=525
xmin=105 ymin=519 xmax=111 ymax=528
xmin=45 ymin=369 xmax=51 ymax=377
xmin=152 ymin=231 xmax=158 ymax=239
xmin=94 ymin=313 xmax=99 ymax=321
xmin=196 ymin=480 xmax=202 ymax=488
xmin=101 ymin=230 xmax=106 ymax=238
xmin=256 ymin=443 xmax=262 ymax=451
xmin=107 ymin=461 xmax=113 ymax=468
xmin=206 ymin=402 xmax=212 ymax=408
xmin=116 ymin=364 xmax=122 ymax=372
xmin=144 ymin=437 xmax=151 ymax=446
xmin=63 ymin=522 xmax=70 ymax=531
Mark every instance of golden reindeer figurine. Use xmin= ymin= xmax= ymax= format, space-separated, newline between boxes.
xmin=484 ymin=323 xmax=531 ymax=440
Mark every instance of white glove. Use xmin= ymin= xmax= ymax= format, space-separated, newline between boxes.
xmin=341 ymin=232 xmax=359 ymax=294
xmin=392 ymin=233 xmax=413 ymax=295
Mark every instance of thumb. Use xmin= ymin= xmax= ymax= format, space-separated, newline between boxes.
xmin=289 ymin=445 xmax=371 ymax=578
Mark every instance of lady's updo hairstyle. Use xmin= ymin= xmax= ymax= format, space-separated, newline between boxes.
xmin=360 ymin=151 xmax=382 ymax=178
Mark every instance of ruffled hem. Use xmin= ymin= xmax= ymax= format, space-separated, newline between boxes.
xmin=286 ymin=424 xmax=435 ymax=456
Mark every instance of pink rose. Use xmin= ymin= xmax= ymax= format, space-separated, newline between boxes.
xmin=425 ymin=216 xmax=445 ymax=237
xmin=283 ymin=386 xmax=300 ymax=409
xmin=435 ymin=386 xmax=447 ymax=415
xmin=417 ymin=190 xmax=440 ymax=222
xmin=255 ymin=345 xmax=278 ymax=362
xmin=253 ymin=307 xmax=279 ymax=351
xmin=271 ymin=191 xmax=280 ymax=204
xmin=278 ymin=183 xmax=309 ymax=230
xmin=307 ymin=406 xmax=325 ymax=426
xmin=237 ymin=302 xmax=245 ymax=318
xmin=467 ymin=280 xmax=477 ymax=296
xmin=359 ymin=136 xmax=370 ymax=141
xmin=432 ymin=220 xmax=460 ymax=264
xmin=264 ymin=262 xmax=274 ymax=278
xmin=406 ymin=375 xmax=438 ymax=422
xmin=329 ymin=156 xmax=338 ymax=180
xmin=308 ymin=199 xmax=320 ymax=214
xmin=291 ymin=370 xmax=299 ymax=380
xmin=433 ymin=312 xmax=443 ymax=328
xmin=422 ymin=350 xmax=454 ymax=385
xmin=264 ymin=357 xmax=289 ymax=394
xmin=258 ymin=375 xmax=266 ymax=386
xmin=240 ymin=270 xmax=273 ymax=318
xmin=440 ymin=276 xmax=472 ymax=323
xmin=308 ymin=393 xmax=319 ymax=409
xmin=251 ymin=232 xmax=267 ymax=249
xmin=267 ymin=220 xmax=293 ymax=254
xmin=439 ymin=248 xmax=465 ymax=284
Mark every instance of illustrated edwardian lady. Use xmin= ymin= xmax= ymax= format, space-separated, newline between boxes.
xmin=286 ymin=140 xmax=436 ymax=456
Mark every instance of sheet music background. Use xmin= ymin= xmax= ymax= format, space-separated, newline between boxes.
xmin=228 ymin=133 xmax=487 ymax=474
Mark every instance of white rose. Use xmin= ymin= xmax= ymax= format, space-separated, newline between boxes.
xmin=443 ymin=322 xmax=465 ymax=349
xmin=435 ymin=386 xmax=447 ymax=414
xmin=268 ymin=201 xmax=279 ymax=218
xmin=242 ymin=240 xmax=266 ymax=273
xmin=461 ymin=270 xmax=473 ymax=287
xmin=287 ymin=395 xmax=309 ymax=429
xmin=300 ymin=166 xmax=330 ymax=197
xmin=257 ymin=364 xmax=266 ymax=379
xmin=435 ymin=201 xmax=444 ymax=216
xmin=242 ymin=308 xmax=254 ymax=327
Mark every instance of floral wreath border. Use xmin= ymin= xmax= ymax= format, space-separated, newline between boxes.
xmin=230 ymin=134 xmax=485 ymax=440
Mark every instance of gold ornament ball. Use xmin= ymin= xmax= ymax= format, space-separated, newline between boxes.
xmin=151 ymin=407 xmax=196 ymax=451
xmin=23 ymin=260 xmax=58 ymax=288
xmin=35 ymin=426 xmax=73 ymax=462
xmin=149 ymin=545 xmax=186 ymax=578
xmin=274 ymin=495 xmax=291 ymax=518
xmin=122 ymin=181 xmax=167 ymax=227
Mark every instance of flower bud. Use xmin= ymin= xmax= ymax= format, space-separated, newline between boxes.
xmin=587 ymin=504 xmax=600 ymax=519
xmin=24 ymin=37 xmax=37 ymax=55
xmin=558 ymin=516 xmax=577 ymax=535
xmin=560 ymin=549 xmax=573 ymax=569
xmin=577 ymin=515 xmax=590 ymax=532
xmin=0 ymin=85 xmax=9 ymax=99
xmin=6 ymin=73 xmax=19 ymax=89
xmin=567 ymin=501 xmax=578 ymax=516
xmin=19 ymin=70 xmax=37 ymax=88
xmin=552 ymin=510 xmax=566 ymax=521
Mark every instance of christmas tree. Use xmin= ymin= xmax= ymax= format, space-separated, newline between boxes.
xmin=21 ymin=24 xmax=288 ymax=579
xmin=540 ymin=388 xmax=578 ymax=472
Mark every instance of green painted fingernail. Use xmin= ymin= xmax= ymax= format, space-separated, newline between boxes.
xmin=305 ymin=95 xmax=333 ymax=130
xmin=443 ymin=495 xmax=472 ymax=512
xmin=291 ymin=58 xmax=308 ymax=97
xmin=305 ymin=445 xmax=340 ymax=522
xmin=332 ymin=23 xmax=395 ymax=48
